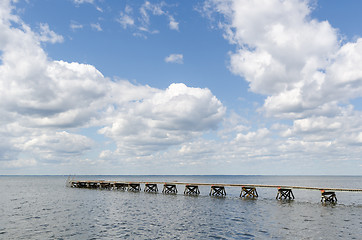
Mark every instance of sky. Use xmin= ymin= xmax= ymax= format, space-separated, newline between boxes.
xmin=1 ymin=0 xmax=362 ymax=175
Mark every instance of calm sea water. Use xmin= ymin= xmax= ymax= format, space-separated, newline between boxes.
xmin=0 ymin=175 xmax=361 ymax=239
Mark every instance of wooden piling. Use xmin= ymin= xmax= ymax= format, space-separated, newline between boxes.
xmin=99 ymin=182 xmax=111 ymax=189
xmin=86 ymin=182 xmax=98 ymax=189
xmin=78 ymin=182 xmax=87 ymax=188
xmin=240 ymin=186 xmax=258 ymax=198
xmin=276 ymin=188 xmax=295 ymax=200
xmin=321 ymin=190 xmax=337 ymax=203
xmin=128 ymin=183 xmax=141 ymax=192
xmin=184 ymin=185 xmax=200 ymax=195
xmin=144 ymin=183 xmax=158 ymax=193
xmin=162 ymin=184 xmax=178 ymax=194
xmin=114 ymin=182 xmax=128 ymax=191
xmin=209 ymin=185 xmax=226 ymax=197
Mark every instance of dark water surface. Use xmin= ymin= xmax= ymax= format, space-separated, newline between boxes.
xmin=0 ymin=175 xmax=361 ymax=239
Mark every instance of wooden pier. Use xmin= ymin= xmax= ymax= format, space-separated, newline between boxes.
xmin=276 ymin=188 xmax=295 ymax=200
xmin=162 ymin=184 xmax=178 ymax=194
xmin=144 ymin=183 xmax=158 ymax=193
xmin=184 ymin=185 xmax=200 ymax=195
xmin=67 ymin=179 xmax=362 ymax=203
xmin=240 ymin=186 xmax=258 ymax=198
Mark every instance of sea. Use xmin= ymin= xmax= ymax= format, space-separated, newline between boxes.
xmin=0 ymin=175 xmax=361 ymax=239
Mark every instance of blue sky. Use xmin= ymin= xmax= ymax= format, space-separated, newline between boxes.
xmin=1 ymin=0 xmax=362 ymax=175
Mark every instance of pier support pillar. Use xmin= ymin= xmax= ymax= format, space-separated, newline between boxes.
xmin=162 ymin=184 xmax=178 ymax=194
xmin=209 ymin=186 xmax=226 ymax=197
xmin=110 ymin=182 xmax=116 ymax=190
xmin=114 ymin=183 xmax=128 ymax=191
xmin=78 ymin=182 xmax=87 ymax=188
xmin=240 ymin=187 xmax=258 ymax=198
xmin=184 ymin=185 xmax=200 ymax=195
xmin=86 ymin=182 xmax=98 ymax=189
xmin=99 ymin=182 xmax=111 ymax=190
xmin=144 ymin=183 xmax=158 ymax=193
xmin=128 ymin=183 xmax=141 ymax=192
xmin=321 ymin=190 xmax=337 ymax=203
xmin=276 ymin=188 xmax=295 ymax=200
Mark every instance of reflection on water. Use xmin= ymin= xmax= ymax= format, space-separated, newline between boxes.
xmin=0 ymin=175 xmax=361 ymax=239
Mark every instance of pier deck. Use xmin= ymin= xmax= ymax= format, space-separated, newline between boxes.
xmin=67 ymin=179 xmax=362 ymax=203
xmin=69 ymin=180 xmax=362 ymax=192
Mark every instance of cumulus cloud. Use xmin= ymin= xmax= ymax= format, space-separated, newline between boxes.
xmin=165 ymin=54 xmax=183 ymax=64
xmin=99 ymin=83 xmax=225 ymax=155
xmin=204 ymin=1 xmax=362 ymax=124
xmin=0 ymin=1 xmax=224 ymax=169
xmin=199 ymin=0 xmax=362 ymax=172
xmin=23 ymin=131 xmax=94 ymax=160
xmin=206 ymin=0 xmax=362 ymax=120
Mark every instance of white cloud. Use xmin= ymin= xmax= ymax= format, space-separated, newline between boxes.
xmin=99 ymin=83 xmax=225 ymax=155
xmin=72 ymin=0 xmax=102 ymax=12
xmin=206 ymin=0 xmax=362 ymax=123
xmin=235 ymin=128 xmax=270 ymax=143
xmin=195 ymin=0 xmax=362 ymax=173
xmin=205 ymin=0 xmax=362 ymax=121
xmin=4 ymin=158 xmax=37 ymax=168
xmin=37 ymin=23 xmax=64 ymax=43
xmin=169 ymin=16 xmax=179 ymax=31
xmin=0 ymin=2 xmax=106 ymax=164
xmin=70 ymin=22 xmax=83 ymax=31
xmin=118 ymin=14 xmax=134 ymax=29
xmin=73 ymin=0 xmax=93 ymax=4
xmin=23 ymin=131 xmax=94 ymax=160
xmin=117 ymin=1 xmax=179 ymax=36
xmin=90 ymin=23 xmax=102 ymax=31
xmin=0 ymin=1 xmax=225 ymax=170
xmin=165 ymin=54 xmax=183 ymax=64
xmin=2 ymin=0 xmax=362 ymax=174
xmin=140 ymin=1 xmax=165 ymax=24
xmin=118 ymin=6 xmax=135 ymax=29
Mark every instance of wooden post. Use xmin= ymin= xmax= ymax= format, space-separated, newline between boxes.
xmin=99 ymin=182 xmax=111 ymax=190
xmin=276 ymin=188 xmax=295 ymax=200
xmin=240 ymin=186 xmax=258 ymax=198
xmin=209 ymin=185 xmax=226 ymax=197
xmin=87 ymin=182 xmax=98 ymax=189
xmin=144 ymin=183 xmax=158 ymax=193
xmin=114 ymin=183 xmax=128 ymax=191
xmin=78 ymin=182 xmax=87 ymax=188
xmin=162 ymin=184 xmax=178 ymax=194
xmin=321 ymin=190 xmax=337 ymax=203
xmin=128 ymin=183 xmax=141 ymax=192
xmin=184 ymin=185 xmax=200 ymax=195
